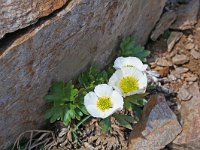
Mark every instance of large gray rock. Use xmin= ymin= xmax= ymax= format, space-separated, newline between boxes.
xmin=128 ymin=94 xmax=182 ymax=150
xmin=0 ymin=0 xmax=69 ymax=39
xmin=170 ymin=83 xmax=200 ymax=149
xmin=0 ymin=0 xmax=166 ymax=149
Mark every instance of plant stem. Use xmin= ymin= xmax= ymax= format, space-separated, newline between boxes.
xmin=72 ymin=115 xmax=91 ymax=132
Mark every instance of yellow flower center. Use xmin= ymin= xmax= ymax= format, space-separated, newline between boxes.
xmin=125 ymin=65 xmax=134 ymax=67
xmin=119 ymin=76 xmax=139 ymax=94
xmin=96 ymin=97 xmax=112 ymax=111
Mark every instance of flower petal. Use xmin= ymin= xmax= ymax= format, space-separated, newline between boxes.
xmin=94 ymin=84 xmax=113 ymax=97
xmin=109 ymin=67 xmax=148 ymax=97
xmin=114 ymin=57 xmax=148 ymax=71
xmin=86 ymin=105 xmax=102 ymax=118
xmin=113 ymin=57 xmax=125 ymax=69
xmin=111 ymin=90 xmax=124 ymax=110
xmin=101 ymin=107 xmax=120 ymax=118
xmin=84 ymin=92 xmax=98 ymax=106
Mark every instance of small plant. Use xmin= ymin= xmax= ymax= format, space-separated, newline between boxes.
xmin=163 ymin=29 xmax=171 ymax=39
xmin=44 ymin=81 xmax=88 ymax=126
xmin=119 ymin=36 xmax=150 ymax=62
xmin=44 ymin=36 xmax=152 ymax=141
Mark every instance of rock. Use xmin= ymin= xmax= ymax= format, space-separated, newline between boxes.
xmin=167 ymin=32 xmax=183 ymax=52
xmin=191 ymin=49 xmax=200 ymax=59
xmin=128 ymin=94 xmax=182 ymax=150
xmin=170 ymin=0 xmax=199 ymax=30
xmin=156 ymin=58 xmax=173 ymax=66
xmin=178 ymin=85 xmax=192 ymax=101
xmin=185 ymin=76 xmax=198 ymax=82
xmin=0 ymin=0 xmax=69 ymax=39
xmin=185 ymin=43 xmax=195 ymax=50
xmin=159 ymin=66 xmax=169 ymax=77
xmin=0 ymin=0 xmax=167 ymax=149
xmin=172 ymin=54 xmax=189 ymax=65
xmin=168 ymin=74 xmax=177 ymax=81
xmin=171 ymin=83 xmax=200 ymax=149
xmin=174 ymin=67 xmax=189 ymax=74
xmin=151 ymin=11 xmax=177 ymax=41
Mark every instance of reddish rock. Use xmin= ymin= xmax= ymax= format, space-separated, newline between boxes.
xmin=128 ymin=94 xmax=182 ymax=150
xmin=0 ymin=0 xmax=69 ymax=39
xmin=171 ymin=83 xmax=200 ymax=149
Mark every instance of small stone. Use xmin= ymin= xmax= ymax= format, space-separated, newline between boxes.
xmin=190 ymin=49 xmax=200 ymax=59
xmin=170 ymin=0 xmax=199 ymax=30
xmin=168 ymin=74 xmax=177 ymax=81
xmin=167 ymin=32 xmax=183 ymax=52
xmin=187 ymin=35 xmax=194 ymax=42
xmin=172 ymin=54 xmax=189 ymax=65
xmin=175 ymin=67 xmax=189 ymax=74
xmin=185 ymin=43 xmax=194 ymax=50
xmin=150 ymin=62 xmax=157 ymax=68
xmin=178 ymin=86 xmax=192 ymax=101
xmin=159 ymin=66 xmax=169 ymax=77
xmin=156 ymin=58 xmax=173 ymax=66
xmin=195 ymin=45 xmax=198 ymax=50
xmin=128 ymin=94 xmax=182 ymax=150
xmin=186 ymin=76 xmax=198 ymax=82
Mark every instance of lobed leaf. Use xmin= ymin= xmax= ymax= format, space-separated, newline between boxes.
xmin=100 ymin=117 xmax=111 ymax=134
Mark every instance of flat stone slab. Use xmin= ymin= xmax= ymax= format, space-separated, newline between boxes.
xmin=128 ymin=94 xmax=182 ymax=150
xmin=170 ymin=0 xmax=199 ymax=30
xmin=0 ymin=0 xmax=68 ymax=39
xmin=151 ymin=11 xmax=176 ymax=41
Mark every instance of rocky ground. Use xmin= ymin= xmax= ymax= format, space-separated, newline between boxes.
xmin=12 ymin=1 xmax=200 ymax=150
xmin=54 ymin=1 xmax=200 ymax=149
xmin=146 ymin=0 xmax=200 ymax=149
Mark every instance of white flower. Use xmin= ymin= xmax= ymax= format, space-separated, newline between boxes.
xmin=113 ymin=57 xmax=148 ymax=71
xmin=84 ymin=84 xmax=124 ymax=118
xmin=108 ymin=67 xmax=147 ymax=97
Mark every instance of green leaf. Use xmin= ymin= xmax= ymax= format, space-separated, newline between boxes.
xmin=74 ymin=88 xmax=87 ymax=104
xmin=64 ymin=80 xmax=78 ymax=101
xmin=113 ymin=114 xmax=134 ymax=129
xmin=78 ymin=64 xmax=108 ymax=90
xmin=45 ymin=106 xmax=64 ymax=123
xmin=124 ymin=100 xmax=133 ymax=111
xmin=124 ymin=93 xmax=148 ymax=106
xmin=44 ymin=81 xmax=65 ymax=104
xmin=163 ymin=29 xmax=171 ymax=39
xmin=132 ymin=104 xmax=142 ymax=119
xmin=120 ymin=36 xmax=150 ymax=62
xmin=100 ymin=117 xmax=111 ymax=134
xmin=77 ymin=104 xmax=89 ymax=115
xmin=106 ymin=64 xmax=115 ymax=78
xmin=63 ymin=110 xmax=72 ymax=126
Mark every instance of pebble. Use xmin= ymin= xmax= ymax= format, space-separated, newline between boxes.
xmin=156 ymin=58 xmax=173 ymax=66
xmin=190 ymin=49 xmax=200 ymax=59
xmin=175 ymin=67 xmax=189 ymax=74
xmin=172 ymin=54 xmax=189 ymax=65
xmin=167 ymin=32 xmax=183 ymax=52
xmin=186 ymin=76 xmax=198 ymax=82
xmin=178 ymin=87 xmax=193 ymax=101
xmin=185 ymin=43 xmax=194 ymax=50
xmin=168 ymin=74 xmax=177 ymax=81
